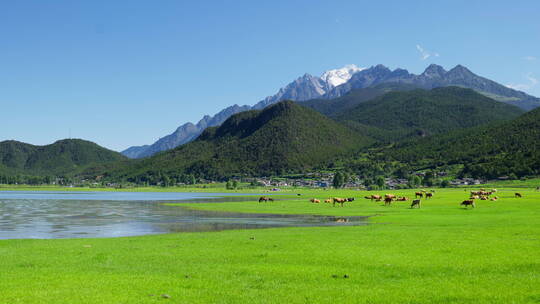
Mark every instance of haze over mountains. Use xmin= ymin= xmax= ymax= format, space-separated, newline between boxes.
xmin=122 ymin=63 xmax=540 ymax=159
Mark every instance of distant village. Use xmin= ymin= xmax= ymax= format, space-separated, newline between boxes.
xmin=39 ymin=171 xmax=488 ymax=189
xmin=252 ymin=173 xmax=484 ymax=190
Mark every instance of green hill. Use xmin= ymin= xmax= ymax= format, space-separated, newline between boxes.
xmin=379 ymin=107 xmax=540 ymax=179
xmin=0 ymin=139 xmax=126 ymax=177
xmin=337 ymin=86 xmax=524 ymax=141
xmin=107 ymin=101 xmax=371 ymax=181
xmin=301 ymin=83 xmax=419 ymax=117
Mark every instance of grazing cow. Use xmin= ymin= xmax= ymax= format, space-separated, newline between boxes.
xmin=470 ymin=195 xmax=480 ymax=200
xmin=384 ymin=197 xmax=393 ymax=206
xmin=347 ymin=197 xmax=355 ymax=202
xmin=310 ymin=198 xmax=320 ymax=204
xmin=515 ymin=192 xmax=523 ymax=198
xmin=415 ymin=192 xmax=424 ymax=198
xmin=333 ymin=197 xmax=347 ymax=207
xmin=259 ymin=196 xmax=273 ymax=203
xmin=410 ymin=199 xmax=421 ymax=208
xmin=384 ymin=194 xmax=396 ymax=200
xmin=461 ymin=200 xmax=476 ymax=208
xmin=397 ymin=197 xmax=409 ymax=201
xmin=371 ymin=195 xmax=382 ymax=201
xmin=490 ymin=196 xmax=498 ymax=201
xmin=324 ymin=199 xmax=332 ymax=204
xmin=480 ymin=196 xmax=488 ymax=200
xmin=425 ymin=192 xmax=433 ymax=199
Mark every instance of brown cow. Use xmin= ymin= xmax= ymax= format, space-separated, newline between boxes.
xmin=490 ymin=196 xmax=498 ymax=201
xmin=310 ymin=198 xmax=320 ymax=203
xmin=415 ymin=192 xmax=423 ymax=198
xmin=410 ymin=199 xmax=421 ymax=208
xmin=385 ymin=194 xmax=396 ymax=200
xmin=333 ymin=197 xmax=346 ymax=207
xmin=384 ymin=197 xmax=393 ymax=206
xmin=425 ymin=192 xmax=433 ymax=199
xmin=324 ymin=199 xmax=332 ymax=204
xmin=515 ymin=192 xmax=522 ymax=198
xmin=461 ymin=200 xmax=475 ymax=208
xmin=397 ymin=196 xmax=409 ymax=201
xmin=259 ymin=196 xmax=273 ymax=203
xmin=371 ymin=195 xmax=382 ymax=201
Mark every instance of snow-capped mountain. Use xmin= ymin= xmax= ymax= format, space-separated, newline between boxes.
xmin=320 ymin=64 xmax=364 ymax=88
xmin=123 ymin=64 xmax=364 ymax=158
xmin=251 ymin=73 xmax=327 ymax=110
xmin=121 ymin=63 xmax=540 ymax=158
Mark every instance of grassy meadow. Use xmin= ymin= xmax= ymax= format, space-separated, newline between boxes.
xmin=1 ymin=187 xmax=540 ymax=303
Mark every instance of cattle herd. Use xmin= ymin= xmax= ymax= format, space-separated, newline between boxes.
xmin=258 ymin=188 xmax=525 ymax=209
xmin=362 ymin=190 xmax=433 ymax=208
xmin=461 ymin=188 xmax=498 ymax=208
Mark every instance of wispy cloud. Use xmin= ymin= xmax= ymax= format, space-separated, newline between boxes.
xmin=416 ymin=44 xmax=439 ymax=60
xmin=522 ymin=56 xmax=537 ymax=61
xmin=506 ymin=73 xmax=538 ymax=92
xmin=527 ymin=73 xmax=539 ymax=85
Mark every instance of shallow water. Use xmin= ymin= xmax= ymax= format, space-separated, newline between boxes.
xmin=0 ymin=190 xmax=256 ymax=201
xmin=0 ymin=191 xmax=366 ymax=239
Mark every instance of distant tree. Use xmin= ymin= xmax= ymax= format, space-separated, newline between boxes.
xmin=363 ymin=178 xmax=373 ymax=188
xmin=375 ymin=176 xmax=385 ymax=189
xmin=423 ymin=171 xmax=435 ymax=187
xmin=333 ymin=172 xmax=345 ymax=188
xmin=226 ymin=180 xmax=233 ymax=190
xmin=342 ymin=172 xmax=350 ymax=185
xmin=232 ymin=180 xmax=238 ymax=189
xmin=395 ymin=167 xmax=409 ymax=179
xmin=162 ymin=175 xmax=170 ymax=187
xmin=440 ymin=179 xmax=450 ymax=188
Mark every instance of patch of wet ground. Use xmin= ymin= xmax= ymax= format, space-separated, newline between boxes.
xmin=0 ymin=192 xmax=366 ymax=239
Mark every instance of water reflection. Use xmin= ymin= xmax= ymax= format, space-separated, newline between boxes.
xmin=0 ymin=193 xmax=367 ymax=239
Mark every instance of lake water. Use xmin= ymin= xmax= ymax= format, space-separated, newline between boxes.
xmin=0 ymin=191 xmax=366 ymax=239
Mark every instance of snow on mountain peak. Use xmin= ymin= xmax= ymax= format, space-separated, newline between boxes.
xmin=320 ymin=64 xmax=364 ymax=87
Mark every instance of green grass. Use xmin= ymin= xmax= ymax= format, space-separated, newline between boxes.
xmin=479 ymin=178 xmax=540 ymax=188
xmin=1 ymin=188 xmax=540 ymax=303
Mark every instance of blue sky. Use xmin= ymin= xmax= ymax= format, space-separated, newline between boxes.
xmin=1 ymin=0 xmax=539 ymax=151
